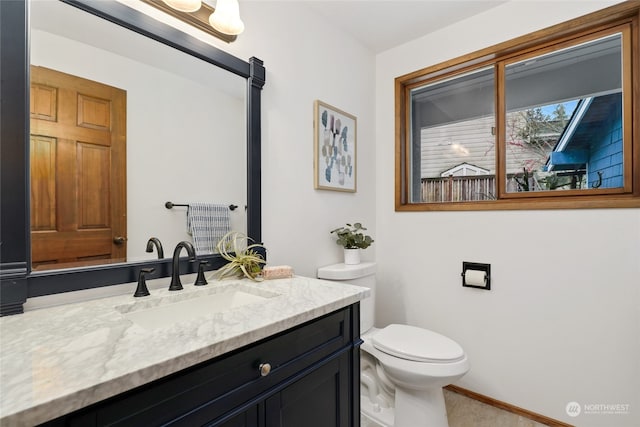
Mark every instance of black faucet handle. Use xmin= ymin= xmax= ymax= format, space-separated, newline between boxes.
xmin=195 ymin=261 xmax=209 ymax=286
xmin=134 ymin=267 xmax=155 ymax=297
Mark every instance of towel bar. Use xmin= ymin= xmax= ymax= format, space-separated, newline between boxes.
xmin=165 ymin=201 xmax=238 ymax=211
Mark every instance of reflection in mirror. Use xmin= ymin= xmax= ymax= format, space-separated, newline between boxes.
xmin=30 ymin=0 xmax=246 ymax=270
xmin=504 ymin=33 xmax=623 ymax=193
xmin=410 ymin=67 xmax=496 ymax=203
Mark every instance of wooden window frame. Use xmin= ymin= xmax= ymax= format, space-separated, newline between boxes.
xmin=395 ymin=2 xmax=640 ymax=211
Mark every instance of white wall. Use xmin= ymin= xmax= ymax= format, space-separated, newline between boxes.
xmin=375 ymin=2 xmax=639 ymax=426
xmin=219 ymin=2 xmax=377 ymax=276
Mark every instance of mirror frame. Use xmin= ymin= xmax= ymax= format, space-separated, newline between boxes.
xmin=0 ymin=0 xmax=266 ymax=315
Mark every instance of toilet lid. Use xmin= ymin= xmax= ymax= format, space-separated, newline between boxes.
xmin=372 ymin=324 xmax=465 ymax=363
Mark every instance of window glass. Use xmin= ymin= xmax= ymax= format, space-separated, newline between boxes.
xmin=504 ymin=33 xmax=623 ymax=192
xmin=410 ymin=67 xmax=495 ymax=202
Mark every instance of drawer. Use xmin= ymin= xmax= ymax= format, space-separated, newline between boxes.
xmin=49 ymin=305 xmax=356 ymax=426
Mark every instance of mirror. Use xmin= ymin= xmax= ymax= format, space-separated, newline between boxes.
xmin=30 ymin=0 xmax=246 ymax=269
xmin=0 ymin=0 xmax=265 ymax=315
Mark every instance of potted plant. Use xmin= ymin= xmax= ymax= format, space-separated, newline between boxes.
xmin=330 ymin=222 xmax=374 ymax=265
xmin=215 ymin=231 xmax=266 ymax=281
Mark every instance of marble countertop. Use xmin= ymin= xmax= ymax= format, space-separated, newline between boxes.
xmin=0 ymin=275 xmax=368 ymax=426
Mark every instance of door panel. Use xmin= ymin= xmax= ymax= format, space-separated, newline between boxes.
xmin=30 ymin=83 xmax=58 ymax=121
xmin=77 ymin=143 xmax=110 ymax=228
xmin=30 ymin=66 xmax=126 ymax=269
xmin=265 ymin=353 xmax=351 ymax=427
xmin=30 ymin=135 xmax=57 ymax=230
xmin=77 ymin=94 xmax=111 ymax=130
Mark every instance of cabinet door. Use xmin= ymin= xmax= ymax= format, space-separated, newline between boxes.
xmin=265 ymin=352 xmax=351 ymax=427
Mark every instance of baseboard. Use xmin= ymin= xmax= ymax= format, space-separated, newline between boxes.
xmin=444 ymin=385 xmax=574 ymax=427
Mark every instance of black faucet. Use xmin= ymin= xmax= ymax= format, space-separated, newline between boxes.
xmin=145 ymin=237 xmax=164 ymax=259
xmin=169 ymin=241 xmax=196 ymax=291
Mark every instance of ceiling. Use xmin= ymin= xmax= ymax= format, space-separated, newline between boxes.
xmin=303 ymin=1 xmax=507 ymax=53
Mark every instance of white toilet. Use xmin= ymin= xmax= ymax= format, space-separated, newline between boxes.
xmin=317 ymin=262 xmax=469 ymax=427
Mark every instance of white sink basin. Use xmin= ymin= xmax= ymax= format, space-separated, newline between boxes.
xmin=116 ymin=284 xmax=278 ymax=330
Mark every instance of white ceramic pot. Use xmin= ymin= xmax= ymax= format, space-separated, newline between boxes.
xmin=344 ymin=248 xmax=361 ymax=265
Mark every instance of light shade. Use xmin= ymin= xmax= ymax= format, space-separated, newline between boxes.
xmin=162 ymin=0 xmax=201 ymax=13
xmin=209 ymin=0 xmax=244 ymax=35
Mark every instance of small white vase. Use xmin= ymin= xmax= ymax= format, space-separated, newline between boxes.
xmin=343 ymin=248 xmax=361 ymax=265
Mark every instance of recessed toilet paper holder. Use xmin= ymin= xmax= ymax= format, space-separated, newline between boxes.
xmin=462 ymin=262 xmax=491 ymax=290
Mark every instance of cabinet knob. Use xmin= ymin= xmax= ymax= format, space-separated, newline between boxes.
xmin=259 ymin=363 xmax=271 ymax=377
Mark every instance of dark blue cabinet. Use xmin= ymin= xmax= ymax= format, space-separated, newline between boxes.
xmin=41 ymin=304 xmax=360 ymax=427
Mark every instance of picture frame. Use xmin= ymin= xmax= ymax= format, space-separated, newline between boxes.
xmin=314 ymin=100 xmax=357 ymax=192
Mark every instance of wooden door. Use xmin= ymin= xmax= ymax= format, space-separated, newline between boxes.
xmin=30 ymin=66 xmax=126 ymax=270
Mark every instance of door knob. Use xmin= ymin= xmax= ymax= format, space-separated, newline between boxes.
xmin=113 ymin=236 xmax=127 ymax=245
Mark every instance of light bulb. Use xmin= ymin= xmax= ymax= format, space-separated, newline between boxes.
xmin=209 ymin=0 xmax=244 ymax=35
xmin=162 ymin=0 xmax=201 ymax=13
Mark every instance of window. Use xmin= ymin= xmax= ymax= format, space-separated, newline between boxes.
xmin=396 ymin=3 xmax=639 ymax=211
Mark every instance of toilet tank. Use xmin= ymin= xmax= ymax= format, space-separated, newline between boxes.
xmin=317 ymin=262 xmax=376 ymax=333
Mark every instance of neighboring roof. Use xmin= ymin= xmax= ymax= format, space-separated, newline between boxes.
xmin=545 ymin=93 xmax=621 ymax=171
xmin=440 ymin=162 xmax=490 ymax=177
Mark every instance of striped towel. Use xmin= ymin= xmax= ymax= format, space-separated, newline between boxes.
xmin=187 ymin=203 xmax=231 ymax=255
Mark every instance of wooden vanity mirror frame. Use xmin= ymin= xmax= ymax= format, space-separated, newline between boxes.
xmin=0 ymin=0 xmax=266 ymax=315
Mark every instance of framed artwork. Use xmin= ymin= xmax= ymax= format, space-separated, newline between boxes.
xmin=314 ymin=100 xmax=357 ymax=192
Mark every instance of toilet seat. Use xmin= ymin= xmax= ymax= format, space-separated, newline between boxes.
xmin=372 ymin=324 xmax=465 ymax=363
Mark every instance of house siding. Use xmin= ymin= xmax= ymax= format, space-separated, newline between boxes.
xmin=587 ymin=100 xmax=623 ymax=188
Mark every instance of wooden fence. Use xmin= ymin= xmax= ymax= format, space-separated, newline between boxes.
xmin=421 ymin=175 xmax=497 ymax=202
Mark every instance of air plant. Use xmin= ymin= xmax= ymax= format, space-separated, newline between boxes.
xmin=215 ymin=231 xmax=266 ymax=281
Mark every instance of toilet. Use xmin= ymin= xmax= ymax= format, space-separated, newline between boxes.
xmin=317 ymin=262 xmax=469 ymax=427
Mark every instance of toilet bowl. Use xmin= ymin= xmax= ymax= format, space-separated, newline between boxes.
xmin=317 ymin=263 xmax=469 ymax=427
xmin=362 ymin=325 xmax=469 ymax=427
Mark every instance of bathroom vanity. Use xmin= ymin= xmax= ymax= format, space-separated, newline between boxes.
xmin=0 ymin=276 xmax=368 ymax=426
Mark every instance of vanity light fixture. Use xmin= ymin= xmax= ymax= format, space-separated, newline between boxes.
xmin=141 ymin=0 xmax=243 ymax=43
